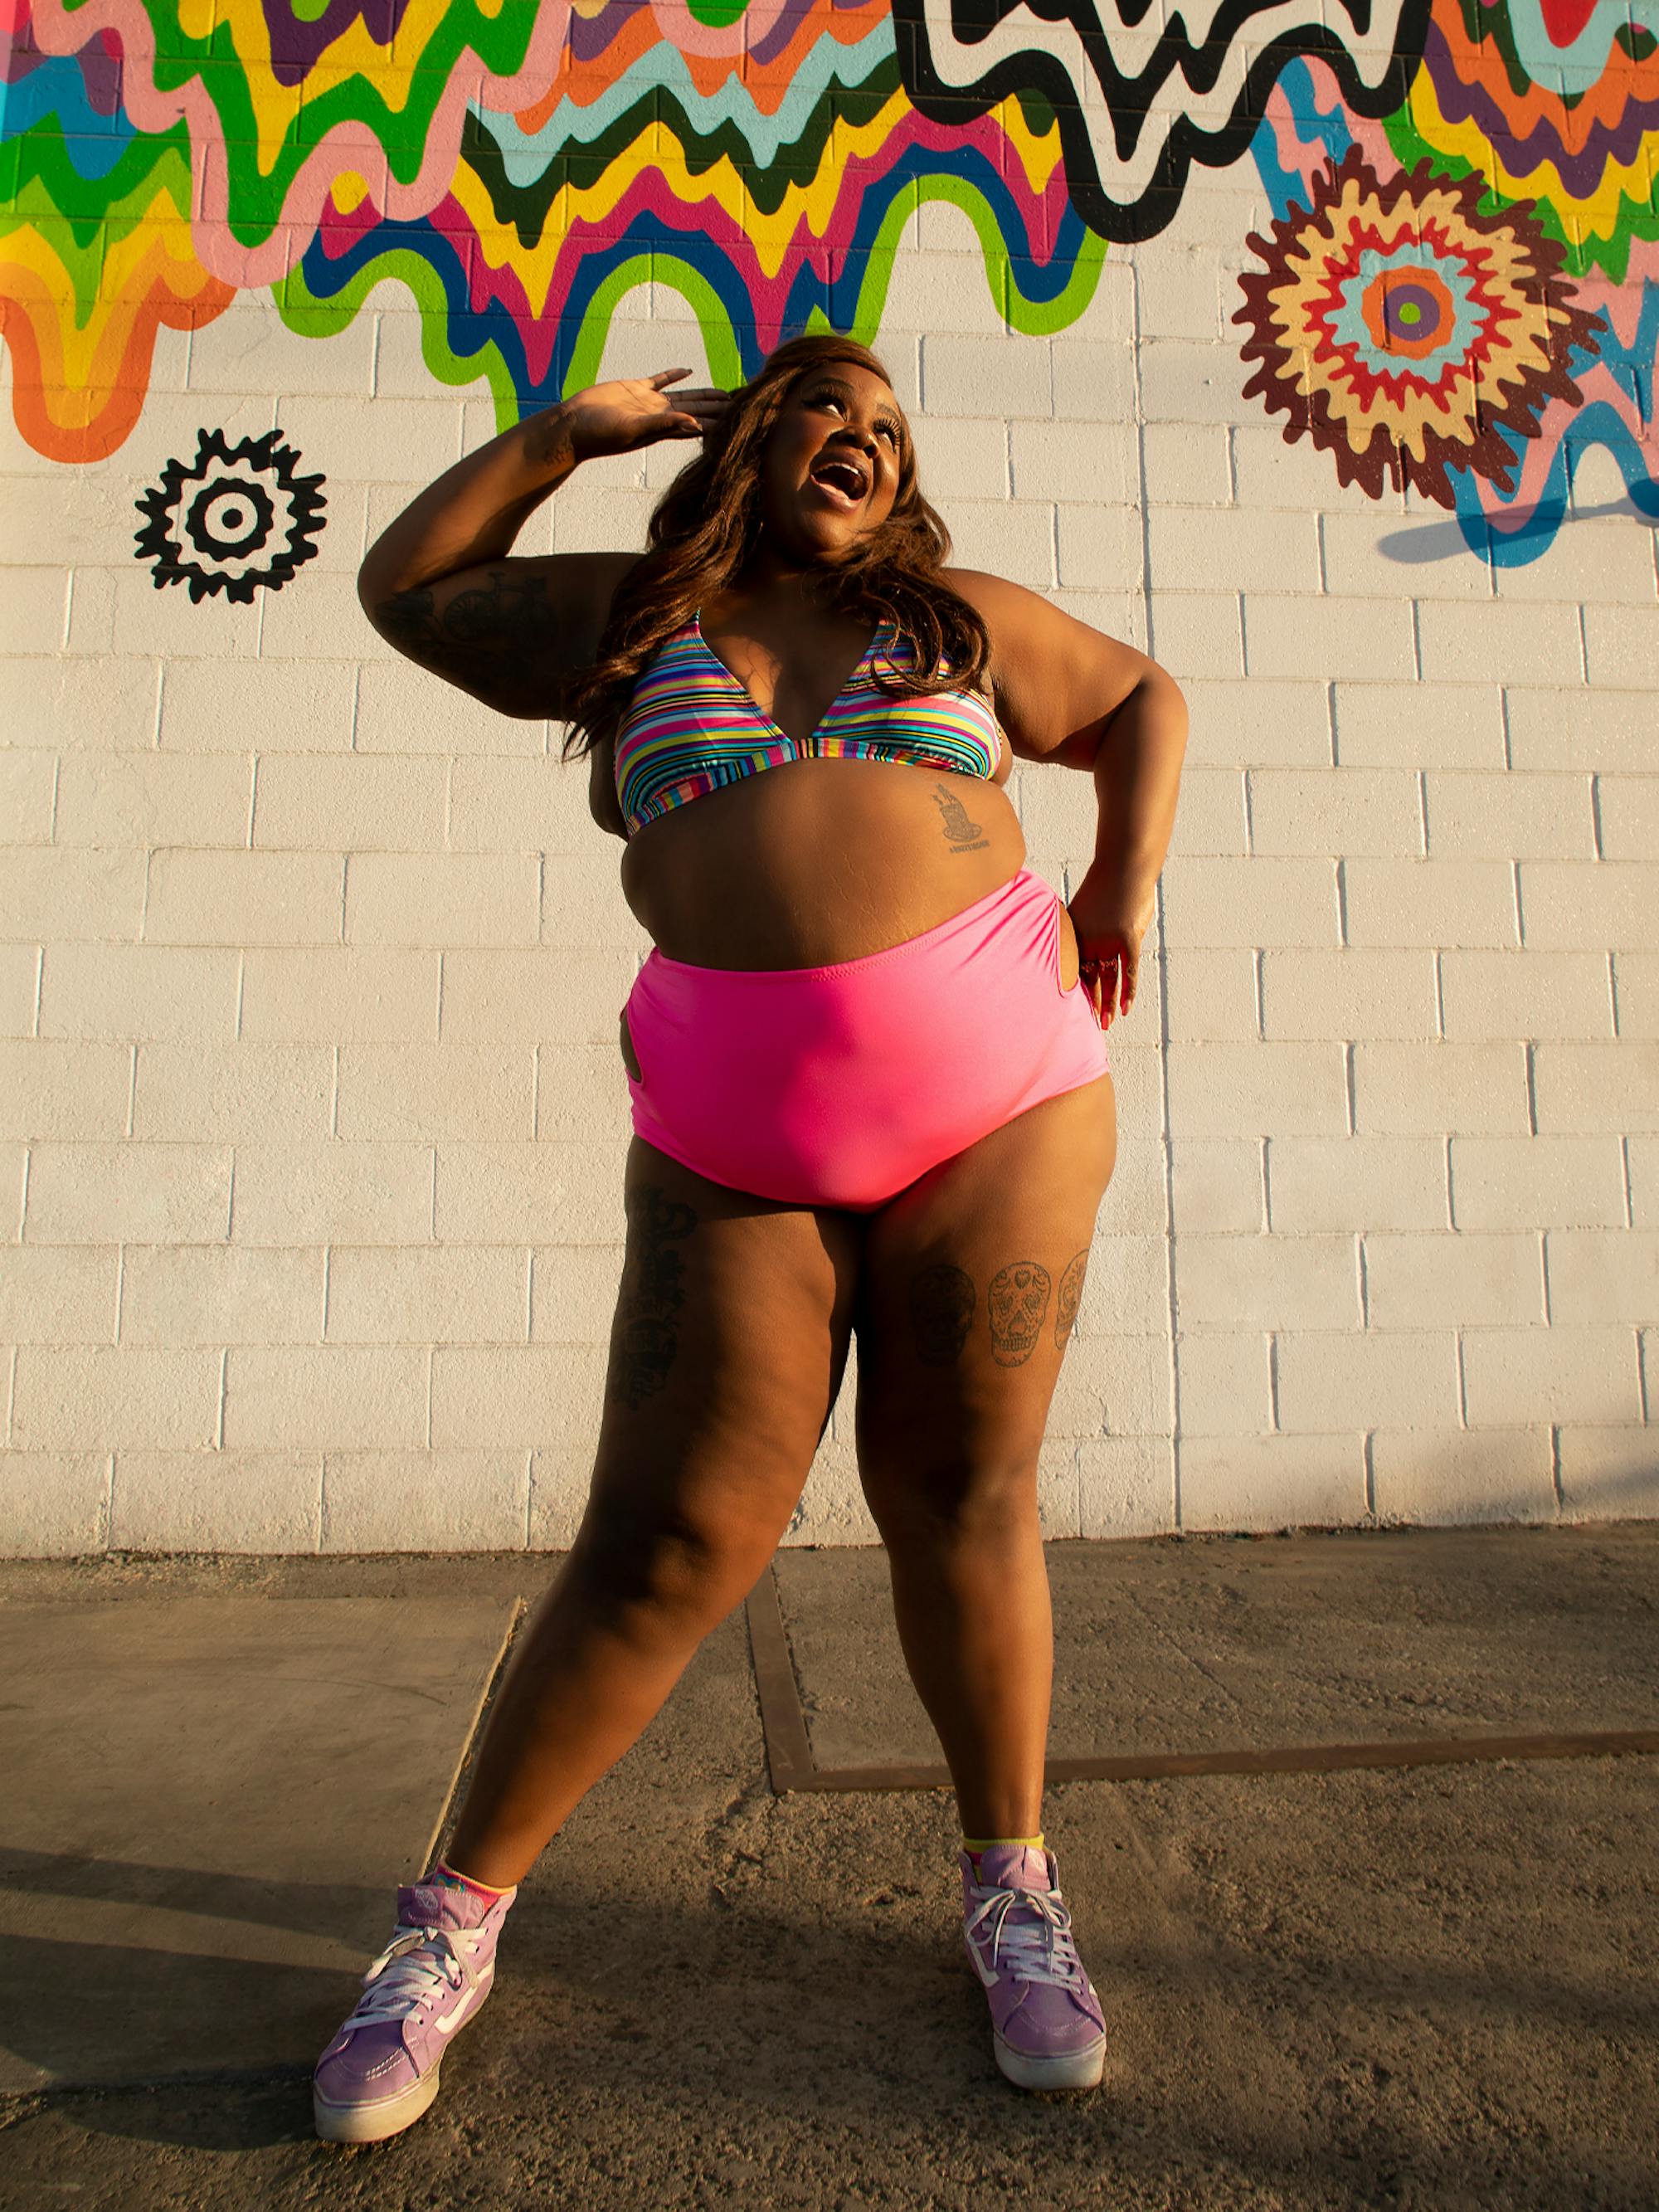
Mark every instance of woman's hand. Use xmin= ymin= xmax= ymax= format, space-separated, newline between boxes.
xmin=1067 ymin=860 xmax=1158 ymax=1030
xmin=560 ymin=369 xmax=731 ymax=462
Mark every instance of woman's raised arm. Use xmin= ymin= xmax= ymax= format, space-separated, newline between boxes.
xmin=357 ymin=371 xmax=728 ymax=719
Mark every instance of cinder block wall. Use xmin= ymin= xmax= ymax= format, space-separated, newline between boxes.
xmin=3 ymin=172 xmax=1656 ymax=1553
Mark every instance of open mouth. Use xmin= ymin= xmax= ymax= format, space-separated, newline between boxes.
xmin=808 ymin=455 xmax=869 ymax=508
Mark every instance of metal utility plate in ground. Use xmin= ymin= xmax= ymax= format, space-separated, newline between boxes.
xmin=756 ymin=1525 xmax=1659 ymax=1790
xmin=0 ymin=1592 xmax=517 ymax=2094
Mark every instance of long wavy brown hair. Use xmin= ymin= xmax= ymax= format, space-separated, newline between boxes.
xmin=558 ymin=335 xmax=992 ymax=763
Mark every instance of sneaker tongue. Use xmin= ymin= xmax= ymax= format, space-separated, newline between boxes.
xmin=972 ymin=1844 xmax=1051 ymax=1891
xmin=398 ymin=1879 xmax=486 ymax=1931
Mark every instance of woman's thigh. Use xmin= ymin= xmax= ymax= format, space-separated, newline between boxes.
xmin=852 ymin=1074 xmax=1117 ymax=1524
xmin=579 ymin=1134 xmax=862 ymax=1566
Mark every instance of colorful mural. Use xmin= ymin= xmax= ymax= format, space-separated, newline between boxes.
xmin=1 ymin=0 xmax=1107 ymax=467
xmin=894 ymin=0 xmax=1427 ymax=239
xmin=0 ymin=0 xmax=1655 ymax=570
xmin=1236 ymin=149 xmax=1600 ymax=504
xmin=1248 ymin=32 xmax=1659 ymax=559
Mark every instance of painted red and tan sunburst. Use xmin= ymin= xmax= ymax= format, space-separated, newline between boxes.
xmin=1233 ymin=149 xmax=1602 ymax=507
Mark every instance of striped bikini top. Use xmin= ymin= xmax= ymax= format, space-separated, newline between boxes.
xmin=613 ymin=611 xmax=1003 ymax=839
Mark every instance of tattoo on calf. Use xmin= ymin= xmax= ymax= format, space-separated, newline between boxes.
xmin=931 ymin=783 xmax=990 ymax=855
xmin=611 ymin=1185 xmax=698 ymax=1409
xmin=988 ymin=1260 xmax=1053 ymax=1367
xmin=1055 ymin=1250 xmax=1089 ymax=1349
xmin=907 ymin=1262 xmax=976 ymax=1367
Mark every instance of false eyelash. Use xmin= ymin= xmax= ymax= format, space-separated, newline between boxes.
xmin=808 ymin=386 xmax=902 ymax=443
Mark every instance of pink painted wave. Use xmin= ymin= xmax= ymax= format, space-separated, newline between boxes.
xmin=26 ymin=0 xmax=576 ymax=285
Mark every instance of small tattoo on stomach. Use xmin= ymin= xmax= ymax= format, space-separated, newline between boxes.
xmin=932 ymin=784 xmax=990 ymax=853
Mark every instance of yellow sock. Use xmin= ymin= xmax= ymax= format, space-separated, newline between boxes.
xmin=962 ymin=1833 xmax=1044 ymax=1854
xmin=434 ymin=1857 xmax=513 ymax=1900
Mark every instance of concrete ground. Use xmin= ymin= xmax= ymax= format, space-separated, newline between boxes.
xmin=2 ymin=1526 xmax=1656 ymax=2210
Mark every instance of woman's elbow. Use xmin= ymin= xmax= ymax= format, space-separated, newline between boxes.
xmin=1143 ymin=664 xmax=1189 ymax=748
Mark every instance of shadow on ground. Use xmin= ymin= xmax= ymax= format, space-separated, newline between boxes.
xmin=2 ymin=1535 xmax=1657 ymax=2210
xmin=7 ymin=1759 xmax=1658 ymax=2212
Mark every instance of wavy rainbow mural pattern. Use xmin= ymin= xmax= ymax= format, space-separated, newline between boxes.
xmin=0 ymin=0 xmax=1102 ymax=466
xmin=0 ymin=0 xmax=1655 ymax=570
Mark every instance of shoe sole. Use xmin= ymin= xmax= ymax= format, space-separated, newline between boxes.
xmin=314 ymin=2065 xmax=443 ymax=2145
xmin=994 ymin=2031 xmax=1106 ymax=2093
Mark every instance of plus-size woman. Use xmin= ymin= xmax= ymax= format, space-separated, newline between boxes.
xmin=313 ymin=338 xmax=1187 ymax=2143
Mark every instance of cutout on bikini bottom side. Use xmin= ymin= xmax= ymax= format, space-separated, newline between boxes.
xmin=1053 ymin=894 xmax=1082 ymax=998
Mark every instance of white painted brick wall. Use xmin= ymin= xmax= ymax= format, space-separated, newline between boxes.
xmin=1425 ymin=773 xmax=1596 ymax=860
xmin=1505 ymin=689 xmax=1653 ymax=773
xmin=1597 ymin=778 xmax=1659 ymax=862
xmin=1522 ymin=865 xmax=1659 ymax=952
xmin=1461 ymin=1328 xmax=1643 ymax=1429
xmin=1185 ymin=678 xmax=1331 ymax=767
xmin=112 ymin=1451 xmax=323 ymax=1552
xmin=1249 ymin=770 xmax=1422 ymax=857
xmin=1277 ymin=1329 xmax=1463 ymax=1432
xmin=1370 ymin=1430 xmax=1558 ymax=1526
xmin=1535 ymin=1045 xmax=1659 ymax=1133
xmin=2 ymin=188 xmax=1653 ymax=1557
xmin=1448 ymin=1138 xmax=1628 ymax=1231
xmin=1258 ymin=949 xmax=1437 ymax=1040
xmin=1333 ymin=683 xmax=1506 ymax=771
xmin=1267 ymin=1138 xmax=1448 ymax=1233
xmin=1365 ymin=1233 xmax=1545 ymax=1329
xmin=1438 ymin=953 xmax=1614 ymax=1041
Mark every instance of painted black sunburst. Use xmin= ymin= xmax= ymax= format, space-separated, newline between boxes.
xmin=134 ymin=426 xmax=326 ymax=604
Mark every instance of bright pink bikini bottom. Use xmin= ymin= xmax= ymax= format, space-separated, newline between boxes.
xmin=621 ymin=867 xmax=1112 ymax=1211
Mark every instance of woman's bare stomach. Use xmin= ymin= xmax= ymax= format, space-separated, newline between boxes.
xmin=617 ymin=755 xmax=1080 ymax=977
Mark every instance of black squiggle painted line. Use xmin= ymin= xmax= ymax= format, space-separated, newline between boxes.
xmin=892 ymin=0 xmax=1432 ymax=241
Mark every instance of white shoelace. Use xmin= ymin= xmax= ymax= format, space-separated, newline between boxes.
xmin=966 ymin=1884 xmax=1088 ymax=1991
xmin=346 ymin=1921 xmax=487 ymax=2031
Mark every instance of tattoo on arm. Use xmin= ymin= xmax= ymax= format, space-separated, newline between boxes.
xmin=932 ymin=782 xmax=990 ymax=855
xmin=372 ymin=585 xmax=438 ymax=659
xmin=370 ymin=566 xmax=559 ymax=709
xmin=1055 ymin=1250 xmax=1088 ymax=1350
xmin=907 ymin=1263 xmax=976 ymax=1367
xmin=610 ymin=1185 xmax=698 ymax=1409
xmin=988 ymin=1260 xmax=1052 ymax=1367
xmin=522 ymin=408 xmax=577 ymax=472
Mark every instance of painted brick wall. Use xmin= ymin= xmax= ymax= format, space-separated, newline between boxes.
xmin=3 ymin=37 xmax=1657 ymax=1552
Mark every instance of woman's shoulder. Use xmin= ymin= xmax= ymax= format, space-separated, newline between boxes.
xmin=941 ymin=567 xmax=1082 ymax=675
xmin=941 ymin=567 xmax=1054 ymax=641
xmin=942 ymin=567 xmax=1153 ymax=671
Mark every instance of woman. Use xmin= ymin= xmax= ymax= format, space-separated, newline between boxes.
xmin=312 ymin=337 xmax=1187 ymax=2143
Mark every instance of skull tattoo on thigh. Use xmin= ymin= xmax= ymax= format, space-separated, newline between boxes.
xmin=1055 ymin=1249 xmax=1089 ymax=1350
xmin=987 ymin=1259 xmax=1053 ymax=1367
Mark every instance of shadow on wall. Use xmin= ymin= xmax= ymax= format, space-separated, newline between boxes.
xmin=1378 ymin=494 xmax=1659 ymax=566
xmin=1554 ymin=1446 xmax=1659 ymax=1524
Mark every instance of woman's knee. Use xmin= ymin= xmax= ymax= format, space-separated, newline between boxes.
xmin=866 ymin=1456 xmax=1041 ymax=1558
xmin=571 ymin=1492 xmax=782 ymax=1630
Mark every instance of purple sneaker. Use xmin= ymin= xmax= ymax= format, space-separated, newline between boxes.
xmin=960 ymin=1845 xmax=1106 ymax=2091
xmin=313 ymin=1877 xmax=515 ymax=2143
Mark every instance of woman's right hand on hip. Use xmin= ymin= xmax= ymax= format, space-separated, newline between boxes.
xmin=562 ymin=369 xmax=730 ymax=461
